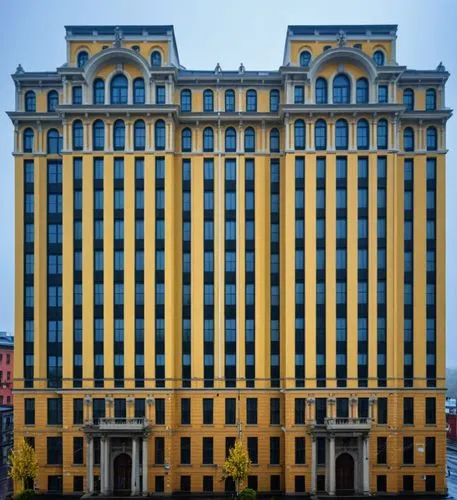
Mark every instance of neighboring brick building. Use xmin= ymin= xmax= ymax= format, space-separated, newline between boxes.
xmin=0 ymin=405 xmax=13 ymax=499
xmin=0 ymin=333 xmax=13 ymax=406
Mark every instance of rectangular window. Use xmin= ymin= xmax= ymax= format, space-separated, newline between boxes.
xmin=377 ymin=437 xmax=387 ymax=464
xmin=180 ymin=437 xmax=191 ymax=464
xmin=203 ymin=476 xmax=213 ymax=492
xmin=73 ymin=436 xmax=84 ymax=464
xmin=425 ymin=437 xmax=436 ymax=464
xmin=247 ymin=437 xmax=258 ymax=464
xmin=270 ymin=398 xmax=280 ymax=424
xmin=295 ymin=398 xmax=306 ymax=424
xmin=270 ymin=437 xmax=280 ymax=465
xmin=47 ymin=436 xmax=63 ymax=464
xmin=25 ymin=398 xmax=35 ymax=425
xmin=246 ymin=398 xmax=257 ymax=425
xmin=156 ymin=85 xmax=166 ymax=105
xmin=426 ymin=398 xmax=436 ymax=425
xmin=403 ymin=397 xmax=414 ymax=425
xmin=181 ymin=398 xmax=191 ymax=425
xmin=295 ymin=437 xmax=306 ymax=464
xmin=203 ymin=399 xmax=213 ymax=425
xmin=225 ymin=398 xmax=236 ymax=425
xmin=378 ymin=85 xmax=388 ymax=103
xmin=202 ymin=437 xmax=213 ymax=464
xmin=155 ymin=437 xmax=164 ymax=464
xmin=73 ymin=398 xmax=83 ymax=425
xmin=294 ymin=86 xmax=304 ymax=104
xmin=377 ymin=398 xmax=388 ymax=424
xmin=155 ymin=399 xmax=165 ymax=425
xmin=47 ymin=398 xmax=62 ymax=425
xmin=403 ymin=437 xmax=414 ymax=464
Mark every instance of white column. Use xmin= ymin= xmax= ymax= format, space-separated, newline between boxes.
xmin=329 ymin=435 xmax=335 ymax=496
xmin=136 ymin=439 xmax=141 ymax=496
xmin=131 ymin=438 xmax=138 ymax=495
xmin=142 ymin=437 xmax=148 ymax=496
xmin=105 ymin=437 xmax=111 ymax=495
xmin=363 ymin=436 xmax=370 ymax=494
xmin=86 ymin=436 xmax=94 ymax=494
xmin=100 ymin=437 xmax=106 ymax=494
xmin=311 ymin=437 xmax=317 ymax=493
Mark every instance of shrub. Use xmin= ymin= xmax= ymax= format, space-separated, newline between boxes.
xmin=240 ymin=488 xmax=257 ymax=499
xmin=14 ymin=490 xmax=35 ymax=500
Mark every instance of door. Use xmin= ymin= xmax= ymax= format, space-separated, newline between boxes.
xmin=113 ymin=453 xmax=132 ymax=493
xmin=335 ymin=452 xmax=354 ymax=494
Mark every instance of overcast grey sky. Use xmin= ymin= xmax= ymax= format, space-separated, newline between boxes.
xmin=1 ymin=0 xmax=456 ymax=364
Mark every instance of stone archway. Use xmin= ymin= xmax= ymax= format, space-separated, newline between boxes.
xmin=113 ymin=452 xmax=132 ymax=493
xmin=335 ymin=452 xmax=355 ymax=494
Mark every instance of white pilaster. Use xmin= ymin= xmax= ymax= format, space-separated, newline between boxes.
xmin=329 ymin=435 xmax=335 ymax=496
xmin=363 ymin=436 xmax=370 ymax=494
xmin=100 ymin=437 xmax=106 ymax=494
xmin=86 ymin=436 xmax=94 ymax=495
xmin=131 ymin=437 xmax=138 ymax=495
xmin=142 ymin=437 xmax=148 ymax=496
xmin=311 ymin=437 xmax=317 ymax=493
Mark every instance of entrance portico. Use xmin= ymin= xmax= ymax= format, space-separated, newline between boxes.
xmin=84 ymin=418 xmax=151 ymax=496
xmin=309 ymin=417 xmax=372 ymax=495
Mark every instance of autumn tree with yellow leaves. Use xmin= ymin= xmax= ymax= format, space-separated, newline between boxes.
xmin=222 ymin=439 xmax=251 ymax=496
xmin=8 ymin=440 xmax=38 ymax=492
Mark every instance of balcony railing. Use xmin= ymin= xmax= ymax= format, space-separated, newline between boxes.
xmin=84 ymin=417 xmax=150 ymax=431
xmin=325 ymin=417 xmax=372 ymax=431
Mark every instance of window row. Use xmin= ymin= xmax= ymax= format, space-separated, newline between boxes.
xmin=75 ymin=49 xmax=162 ymax=69
xmin=299 ymin=48 xmax=386 ymax=67
xmin=22 ymin=85 xmax=439 ymax=112
xmin=180 ymin=88 xmax=281 ymax=113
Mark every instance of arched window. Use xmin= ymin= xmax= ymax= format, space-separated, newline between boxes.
xmin=93 ymin=78 xmax=105 ymax=105
xmin=300 ymin=50 xmax=311 ymax=67
xmin=134 ymin=120 xmax=146 ymax=151
xmin=356 ymin=78 xmax=369 ymax=104
xmin=133 ymin=78 xmax=145 ymax=104
xmin=155 ymin=120 xmax=166 ymax=151
xmin=315 ymin=120 xmax=327 ymax=150
xmin=225 ymin=127 xmax=236 ymax=152
xmin=244 ymin=127 xmax=255 ymax=152
xmin=403 ymin=127 xmax=414 ymax=152
xmin=113 ymin=120 xmax=125 ymax=151
xmin=23 ymin=128 xmax=34 ymax=153
xmin=181 ymin=89 xmax=192 ymax=112
xmin=426 ymin=127 xmax=437 ymax=151
xmin=377 ymin=119 xmax=388 ymax=150
xmin=373 ymin=50 xmax=385 ymax=66
xmin=426 ymin=89 xmax=437 ymax=111
xmin=203 ymin=127 xmax=214 ymax=152
xmin=316 ymin=77 xmax=328 ymax=104
xmin=181 ymin=127 xmax=192 ymax=152
xmin=151 ymin=51 xmax=162 ymax=67
xmin=294 ymin=120 xmax=305 ymax=150
xmin=25 ymin=91 xmax=36 ymax=112
xmin=225 ymin=90 xmax=235 ymax=112
xmin=335 ymin=119 xmax=348 ymax=150
xmin=333 ymin=74 xmax=351 ymax=104
xmin=72 ymin=120 xmax=84 ymax=151
xmin=357 ymin=119 xmax=369 ymax=150
xmin=92 ymin=120 xmax=105 ymax=151
xmin=270 ymin=89 xmax=280 ymax=112
xmin=47 ymin=91 xmax=59 ymax=112
xmin=203 ymin=89 xmax=214 ymax=112
xmin=77 ymin=51 xmax=88 ymax=68
xmin=246 ymin=90 xmax=257 ymax=112
xmin=110 ymin=74 xmax=128 ymax=105
xmin=47 ymin=129 xmax=60 ymax=154
xmin=270 ymin=128 xmax=280 ymax=153
xmin=403 ymin=88 xmax=414 ymax=111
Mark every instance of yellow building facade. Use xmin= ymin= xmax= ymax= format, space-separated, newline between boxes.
xmin=9 ymin=24 xmax=451 ymax=496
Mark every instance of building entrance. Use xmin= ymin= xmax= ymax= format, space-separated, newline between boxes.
xmin=113 ymin=453 xmax=132 ymax=494
xmin=335 ymin=452 xmax=355 ymax=495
